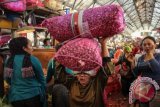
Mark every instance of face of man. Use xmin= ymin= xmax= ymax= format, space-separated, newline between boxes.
xmin=76 ymin=73 xmax=91 ymax=87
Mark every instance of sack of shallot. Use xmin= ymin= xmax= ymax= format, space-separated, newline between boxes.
xmin=55 ymin=38 xmax=102 ymax=71
xmin=0 ymin=0 xmax=26 ymax=12
xmin=42 ymin=4 xmax=125 ymax=42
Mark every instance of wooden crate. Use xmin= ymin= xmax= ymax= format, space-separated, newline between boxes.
xmin=32 ymin=48 xmax=55 ymax=75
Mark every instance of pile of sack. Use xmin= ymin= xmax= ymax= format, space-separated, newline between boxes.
xmin=42 ymin=4 xmax=126 ymax=71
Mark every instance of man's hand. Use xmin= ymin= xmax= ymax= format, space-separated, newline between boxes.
xmin=99 ymin=37 xmax=109 ymax=57
xmin=127 ymin=53 xmax=135 ymax=69
xmin=127 ymin=53 xmax=135 ymax=63
xmin=99 ymin=37 xmax=108 ymax=45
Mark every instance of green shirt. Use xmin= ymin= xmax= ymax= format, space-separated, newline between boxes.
xmin=46 ymin=59 xmax=74 ymax=83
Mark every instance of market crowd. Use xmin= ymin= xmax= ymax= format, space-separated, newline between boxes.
xmin=3 ymin=35 xmax=160 ymax=107
xmin=1 ymin=3 xmax=160 ymax=107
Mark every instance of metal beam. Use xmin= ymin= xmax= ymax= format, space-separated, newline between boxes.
xmin=133 ymin=0 xmax=144 ymax=29
xmin=126 ymin=10 xmax=136 ymax=17
xmin=123 ymin=3 xmax=134 ymax=11
xmin=72 ymin=0 xmax=77 ymax=9
xmin=154 ymin=18 xmax=160 ymax=29
xmin=126 ymin=22 xmax=136 ymax=31
xmin=119 ymin=0 xmax=133 ymax=8
xmin=74 ymin=0 xmax=84 ymax=9
xmin=145 ymin=1 xmax=147 ymax=22
xmin=117 ymin=0 xmax=128 ymax=6
xmin=102 ymin=0 xmax=115 ymax=5
xmin=95 ymin=0 xmax=102 ymax=4
xmin=117 ymin=1 xmax=139 ymax=30
xmin=149 ymin=0 xmax=156 ymax=29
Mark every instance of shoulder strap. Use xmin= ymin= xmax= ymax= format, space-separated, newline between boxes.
xmin=51 ymin=58 xmax=54 ymax=69
xmin=101 ymin=66 xmax=108 ymax=77
xmin=51 ymin=58 xmax=56 ymax=77
xmin=53 ymin=59 xmax=66 ymax=79
xmin=52 ymin=59 xmax=58 ymax=78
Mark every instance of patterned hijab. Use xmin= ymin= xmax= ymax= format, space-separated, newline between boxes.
xmin=4 ymin=37 xmax=35 ymax=78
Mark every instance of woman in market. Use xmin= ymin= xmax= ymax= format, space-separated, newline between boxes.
xmin=46 ymin=37 xmax=109 ymax=107
xmin=4 ymin=37 xmax=46 ymax=107
xmin=115 ymin=46 xmax=135 ymax=98
xmin=128 ymin=36 xmax=160 ymax=107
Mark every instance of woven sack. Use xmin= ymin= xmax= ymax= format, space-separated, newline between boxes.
xmin=55 ymin=38 xmax=102 ymax=71
xmin=0 ymin=0 xmax=26 ymax=12
xmin=42 ymin=4 xmax=125 ymax=42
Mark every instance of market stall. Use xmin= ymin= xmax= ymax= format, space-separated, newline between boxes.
xmin=0 ymin=0 xmax=62 ymax=98
xmin=1 ymin=0 xmax=160 ymax=107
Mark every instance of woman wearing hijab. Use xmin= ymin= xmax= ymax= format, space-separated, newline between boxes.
xmin=4 ymin=37 xmax=46 ymax=107
xmin=129 ymin=36 xmax=160 ymax=107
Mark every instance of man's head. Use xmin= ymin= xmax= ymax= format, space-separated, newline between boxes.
xmin=76 ymin=72 xmax=91 ymax=87
xmin=74 ymin=69 xmax=99 ymax=87
xmin=43 ymin=38 xmax=51 ymax=46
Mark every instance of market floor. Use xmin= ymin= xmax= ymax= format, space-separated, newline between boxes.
xmin=106 ymin=92 xmax=130 ymax=107
xmin=47 ymin=92 xmax=132 ymax=107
